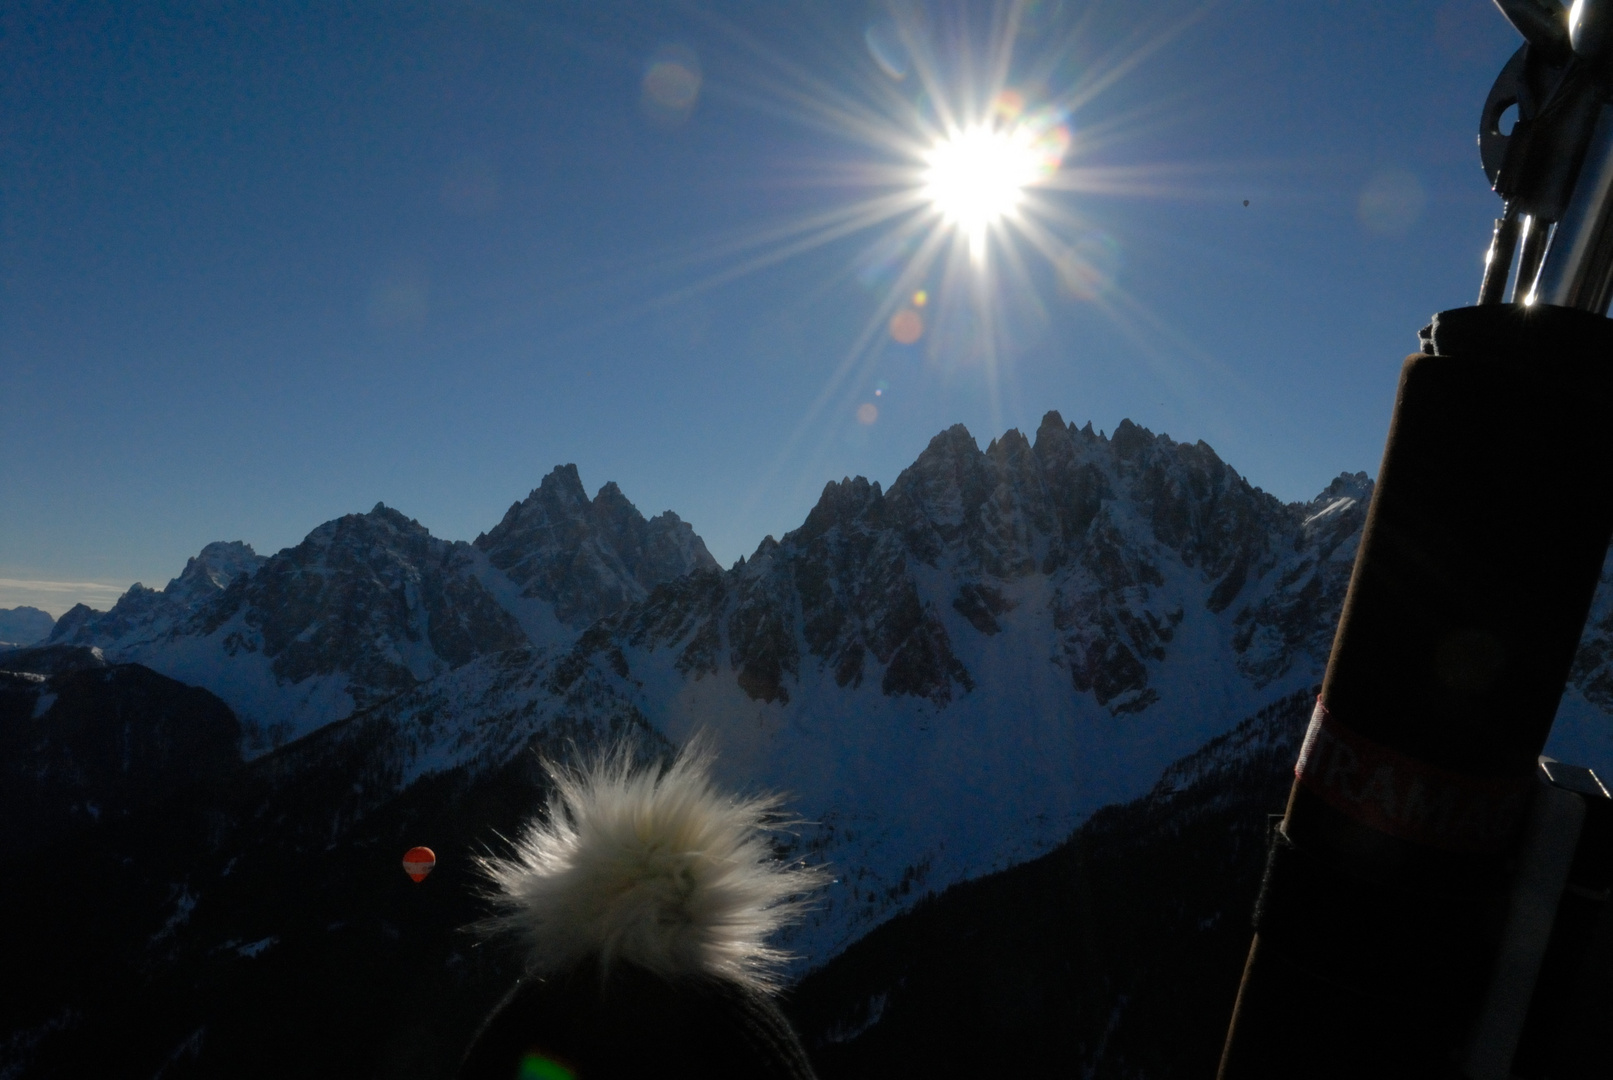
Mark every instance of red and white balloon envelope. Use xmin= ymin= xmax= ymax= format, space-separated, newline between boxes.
xmin=402 ymin=846 xmax=436 ymax=883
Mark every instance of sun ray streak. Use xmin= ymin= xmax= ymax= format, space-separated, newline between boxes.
xmin=639 ymin=198 xmax=935 ymax=314
xmin=656 ymin=190 xmax=927 ymax=277
xmin=1055 ymin=0 xmax=1221 ymax=117
xmin=691 ymin=8 xmax=937 ymax=152
xmin=430 ymin=0 xmax=1268 ymax=524
xmin=737 ymin=222 xmax=954 ymax=519
xmin=986 ymin=1 xmax=1025 ymax=107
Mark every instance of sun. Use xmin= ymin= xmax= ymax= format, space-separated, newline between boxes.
xmin=923 ymin=124 xmax=1038 ymax=247
xmin=920 ymin=92 xmax=1072 ymax=261
xmin=626 ymin=2 xmax=1169 ymax=476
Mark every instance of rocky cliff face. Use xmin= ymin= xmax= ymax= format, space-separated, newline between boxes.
xmin=195 ymin=506 xmax=532 ymax=737
xmin=601 ymin=415 xmax=1365 ymax=718
xmin=475 ymin=464 xmax=718 ymax=628
xmin=526 ymin=413 xmax=1370 ymax=958
xmin=49 ymin=541 xmax=265 ymax=645
xmin=49 ymin=473 xmax=716 ymax=753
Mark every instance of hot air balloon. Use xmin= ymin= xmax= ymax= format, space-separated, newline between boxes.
xmin=402 ymin=846 xmax=436 ymax=883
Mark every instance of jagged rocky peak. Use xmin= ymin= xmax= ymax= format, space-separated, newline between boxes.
xmin=874 ymin=412 xmax=1287 ymax=583
xmin=48 ymin=581 xmax=177 ymax=646
xmin=599 ymin=412 xmax=1367 ymax=716
xmin=202 ymin=502 xmax=527 ymax=693
xmin=164 ymin=540 xmax=266 ymax=606
xmin=1308 ymin=470 xmax=1373 ymax=510
xmin=1081 ymin=417 xmax=1283 ymax=579
xmin=47 ymin=543 xmax=268 ymax=648
xmin=1298 ymin=472 xmax=1373 ymax=548
xmin=475 ymin=464 xmax=718 ymax=626
xmin=891 ymin=424 xmax=998 ymax=536
xmin=797 ymin=476 xmax=885 ymax=542
xmin=46 ymin=603 xmax=100 ymax=643
xmin=214 ymin=502 xmax=440 ymax=604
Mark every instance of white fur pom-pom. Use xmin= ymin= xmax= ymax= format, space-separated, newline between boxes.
xmin=473 ymin=741 xmax=821 ymax=993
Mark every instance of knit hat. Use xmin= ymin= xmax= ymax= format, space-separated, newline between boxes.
xmin=456 ymin=741 xmax=823 ymax=1080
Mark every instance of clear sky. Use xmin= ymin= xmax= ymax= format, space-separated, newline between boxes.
xmin=1 ymin=0 xmax=1520 ymax=616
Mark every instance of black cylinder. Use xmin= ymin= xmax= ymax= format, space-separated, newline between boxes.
xmin=1217 ymin=304 xmax=1613 ymax=1080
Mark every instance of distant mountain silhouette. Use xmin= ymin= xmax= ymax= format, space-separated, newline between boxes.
xmin=0 ymin=604 xmax=55 ymax=648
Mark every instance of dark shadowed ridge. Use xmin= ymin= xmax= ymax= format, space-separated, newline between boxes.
xmin=785 ymin=689 xmax=1317 ymax=1079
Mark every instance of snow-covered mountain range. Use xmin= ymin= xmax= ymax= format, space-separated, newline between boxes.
xmin=40 ymin=413 xmax=1613 ymax=960
xmin=441 ymin=414 xmax=1374 ymax=958
xmin=12 ymin=412 xmax=1613 ymax=1078
xmin=43 ymin=413 xmax=1357 ymax=955
xmin=49 ymin=465 xmax=715 ymax=752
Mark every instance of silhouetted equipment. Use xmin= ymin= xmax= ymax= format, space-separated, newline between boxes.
xmin=1218 ymin=3 xmax=1613 ymax=1076
xmin=1471 ymin=759 xmax=1613 ymax=1079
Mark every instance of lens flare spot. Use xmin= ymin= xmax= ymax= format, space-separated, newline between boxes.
xmin=993 ymin=90 xmax=1026 ymax=123
xmin=889 ymin=308 xmax=924 ymax=344
xmin=912 ymin=289 xmax=928 ymax=308
xmin=857 ymin=403 xmax=879 ymax=425
xmin=518 ymin=1053 xmax=576 ymax=1080
xmin=641 ymin=45 xmax=702 ymax=127
xmin=864 ymin=19 xmax=910 ymax=80
xmin=1357 ymin=168 xmax=1426 ymax=236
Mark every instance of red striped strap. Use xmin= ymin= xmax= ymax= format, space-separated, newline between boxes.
xmin=1295 ymin=700 xmax=1531 ymax=853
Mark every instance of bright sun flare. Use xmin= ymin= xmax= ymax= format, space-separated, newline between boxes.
xmin=923 ymin=124 xmax=1039 ymax=246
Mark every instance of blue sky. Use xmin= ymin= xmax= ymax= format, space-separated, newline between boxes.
xmin=1 ymin=1 xmax=1520 ymax=615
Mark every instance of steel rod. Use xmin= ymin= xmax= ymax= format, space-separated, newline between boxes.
xmin=1534 ymin=101 xmax=1613 ymax=311
xmin=1480 ymin=204 xmax=1522 ymax=304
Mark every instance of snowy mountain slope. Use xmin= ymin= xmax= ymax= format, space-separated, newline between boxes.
xmin=1542 ymin=541 xmax=1613 ymax=773
xmin=49 ymin=541 xmax=264 ymax=646
xmin=48 ymin=470 xmax=715 ymax=754
xmin=786 ymin=689 xmax=1318 ymax=1079
xmin=251 ymin=413 xmax=1371 ymax=965
xmin=545 ymin=414 xmax=1371 ymax=961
